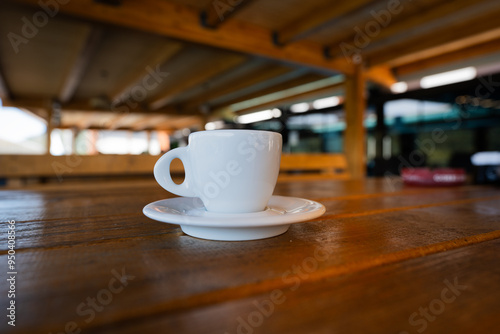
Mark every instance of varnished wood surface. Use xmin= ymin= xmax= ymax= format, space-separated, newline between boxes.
xmin=1 ymin=178 xmax=500 ymax=333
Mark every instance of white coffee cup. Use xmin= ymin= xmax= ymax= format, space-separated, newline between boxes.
xmin=154 ymin=130 xmax=282 ymax=213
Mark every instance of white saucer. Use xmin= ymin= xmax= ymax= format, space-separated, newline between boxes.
xmin=143 ymin=195 xmax=325 ymax=241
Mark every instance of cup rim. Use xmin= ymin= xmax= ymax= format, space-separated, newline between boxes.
xmin=189 ymin=129 xmax=282 ymax=138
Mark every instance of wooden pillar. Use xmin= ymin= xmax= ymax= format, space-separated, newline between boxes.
xmin=46 ymin=103 xmax=53 ymax=155
xmin=344 ymin=64 xmax=366 ymax=179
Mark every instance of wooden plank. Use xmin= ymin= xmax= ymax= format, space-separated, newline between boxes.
xmin=364 ymin=64 xmax=396 ymax=89
xmin=131 ymin=115 xmax=170 ymax=131
xmin=2 ymin=182 xmax=499 ymax=244
xmin=279 ymin=153 xmax=349 ymax=179
xmin=75 ymin=112 xmax=95 ymax=129
xmin=222 ymin=79 xmax=344 ymax=115
xmin=0 ymin=154 xmax=185 ymax=178
xmin=344 ymin=63 xmax=365 ymax=179
xmin=181 ymin=64 xmax=296 ymax=111
xmin=3 ymin=185 xmax=500 ymax=332
xmin=210 ymin=73 xmax=327 ymax=110
xmin=2 ymin=98 xmax=200 ymax=117
xmin=149 ymin=54 xmax=247 ymax=110
xmin=274 ymin=0 xmax=373 ymax=45
xmin=2 ymin=179 xmax=495 ymax=223
xmin=109 ymin=236 xmax=500 ymax=334
xmin=395 ymin=37 xmax=500 ymax=76
xmin=200 ymin=0 xmax=253 ymax=28
xmin=109 ymin=42 xmax=184 ymax=103
xmin=328 ymin=0 xmax=483 ymax=57
xmin=12 ymin=0 xmax=354 ymax=75
xmin=58 ymin=27 xmax=103 ymax=103
xmin=366 ymin=8 xmax=500 ymax=67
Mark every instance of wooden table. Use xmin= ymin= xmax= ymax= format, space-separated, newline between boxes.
xmin=1 ymin=178 xmax=500 ymax=333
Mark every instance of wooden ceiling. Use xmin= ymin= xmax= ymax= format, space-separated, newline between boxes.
xmin=1 ymin=0 xmax=500 ymax=131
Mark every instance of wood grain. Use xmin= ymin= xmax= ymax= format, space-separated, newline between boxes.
xmin=110 ymin=237 xmax=500 ymax=334
xmin=1 ymin=179 xmax=499 ymax=334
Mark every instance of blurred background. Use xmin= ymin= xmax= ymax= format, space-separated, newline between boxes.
xmin=1 ymin=0 xmax=500 ymax=186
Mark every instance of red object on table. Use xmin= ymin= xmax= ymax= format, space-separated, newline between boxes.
xmin=401 ymin=168 xmax=466 ymax=186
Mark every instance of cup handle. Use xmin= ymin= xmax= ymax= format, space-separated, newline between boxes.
xmin=154 ymin=147 xmax=196 ymax=197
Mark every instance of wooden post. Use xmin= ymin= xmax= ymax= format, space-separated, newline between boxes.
xmin=46 ymin=103 xmax=53 ymax=155
xmin=344 ymin=64 xmax=366 ymax=179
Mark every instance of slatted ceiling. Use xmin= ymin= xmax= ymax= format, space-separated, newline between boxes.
xmin=363 ymin=0 xmax=500 ymax=57
xmin=205 ymin=67 xmax=308 ymax=107
xmin=230 ymin=84 xmax=344 ymax=116
xmin=395 ymin=39 xmax=500 ymax=77
xmin=398 ymin=51 xmax=500 ymax=84
xmin=0 ymin=5 xmax=91 ymax=98
xmin=73 ymin=27 xmax=171 ymax=99
xmin=166 ymin=57 xmax=268 ymax=106
xmin=211 ymin=72 xmax=328 ymax=109
xmin=109 ymin=42 xmax=184 ymax=103
xmin=233 ymin=0 xmax=329 ymax=31
xmin=166 ymin=0 xmax=213 ymax=11
xmin=366 ymin=7 xmax=500 ymax=67
xmin=181 ymin=63 xmax=297 ymax=111
xmin=307 ymin=0 xmax=444 ymax=46
xmin=147 ymin=48 xmax=247 ymax=110
xmin=298 ymin=2 xmax=388 ymax=46
xmin=2 ymin=0 xmax=500 ymax=133
xmin=351 ymin=0 xmax=476 ymax=52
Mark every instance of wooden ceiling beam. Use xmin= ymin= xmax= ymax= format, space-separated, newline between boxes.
xmin=12 ymin=0 xmax=353 ymax=75
xmin=132 ymin=115 xmax=169 ymax=131
xmin=108 ymin=114 xmax=146 ymax=130
xmin=364 ymin=65 xmax=397 ymax=89
xmin=77 ymin=113 xmax=97 ymax=129
xmin=210 ymin=73 xmax=327 ymax=110
xmin=215 ymin=77 xmax=345 ymax=116
xmin=326 ymin=0 xmax=475 ymax=57
xmin=3 ymin=97 xmax=198 ymax=116
xmin=182 ymin=64 xmax=295 ymax=111
xmin=366 ymin=8 xmax=500 ymax=67
xmin=149 ymin=54 xmax=247 ymax=110
xmin=232 ymin=83 xmax=344 ymax=116
xmin=200 ymin=0 xmax=253 ymax=29
xmin=395 ymin=38 xmax=500 ymax=76
xmin=319 ymin=0 xmax=432 ymax=56
xmin=273 ymin=0 xmax=373 ymax=45
xmin=109 ymin=42 xmax=184 ymax=103
xmin=58 ymin=27 xmax=103 ymax=104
